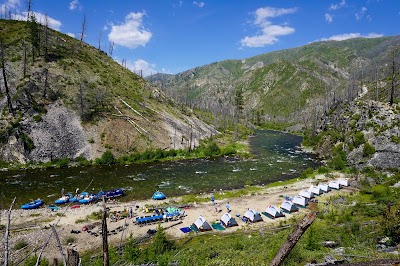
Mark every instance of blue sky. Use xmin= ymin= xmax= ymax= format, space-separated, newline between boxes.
xmin=1 ymin=0 xmax=399 ymax=76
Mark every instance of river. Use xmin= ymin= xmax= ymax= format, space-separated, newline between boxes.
xmin=0 ymin=130 xmax=319 ymax=207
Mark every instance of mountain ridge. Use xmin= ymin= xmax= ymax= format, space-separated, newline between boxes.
xmin=148 ymin=35 xmax=400 ymax=128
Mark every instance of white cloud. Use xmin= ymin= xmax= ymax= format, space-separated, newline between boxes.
xmin=241 ymin=7 xmax=297 ymax=48
xmin=0 ymin=0 xmax=20 ymax=11
xmin=325 ymin=13 xmax=333 ymax=23
xmin=69 ymin=0 xmax=80 ymax=11
xmin=193 ymin=1 xmax=205 ymax=8
xmin=125 ymin=59 xmax=157 ymax=77
xmin=108 ymin=12 xmax=152 ymax=49
xmin=66 ymin=32 xmax=75 ymax=38
xmin=329 ymin=0 xmax=346 ymax=11
xmin=11 ymin=11 xmax=62 ymax=31
xmin=355 ymin=7 xmax=367 ymax=21
xmin=316 ymin=32 xmax=383 ymax=42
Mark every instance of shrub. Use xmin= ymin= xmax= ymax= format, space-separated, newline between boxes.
xmin=96 ymin=150 xmax=116 ymax=165
xmin=299 ymin=167 xmax=314 ymax=179
xmin=363 ymin=142 xmax=376 ymax=157
xmin=203 ymin=141 xmax=220 ymax=157
xmin=53 ymin=158 xmax=70 ymax=168
xmin=14 ymin=240 xmax=28 ymax=250
xmin=353 ymin=132 xmax=365 ymax=147
xmin=64 ymin=236 xmax=76 ymax=245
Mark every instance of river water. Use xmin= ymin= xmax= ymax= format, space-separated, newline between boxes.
xmin=0 ymin=130 xmax=319 ymax=207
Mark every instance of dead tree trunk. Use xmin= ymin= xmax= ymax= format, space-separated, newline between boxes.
xmin=67 ymin=249 xmax=79 ymax=266
xmin=270 ymin=212 xmax=318 ymax=266
xmin=3 ymin=197 xmax=16 ymax=266
xmin=80 ymin=14 xmax=86 ymax=44
xmin=0 ymin=37 xmax=14 ymax=115
xmin=43 ymin=68 xmax=48 ymax=99
xmin=102 ymin=196 xmax=109 ymax=266
xmin=50 ymin=225 xmax=66 ymax=266
xmin=389 ymin=48 xmax=397 ymax=105
xmin=23 ymin=40 xmax=27 ymax=78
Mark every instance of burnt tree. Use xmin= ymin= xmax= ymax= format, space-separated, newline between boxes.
xmin=0 ymin=37 xmax=14 ymax=115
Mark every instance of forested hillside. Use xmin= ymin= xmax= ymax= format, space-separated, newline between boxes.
xmin=148 ymin=36 xmax=400 ymax=130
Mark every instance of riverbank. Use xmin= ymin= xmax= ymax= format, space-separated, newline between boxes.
xmin=0 ymin=172 xmax=355 ymax=263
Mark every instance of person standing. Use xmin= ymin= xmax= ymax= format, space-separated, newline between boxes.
xmin=61 ymin=188 xmax=65 ymax=196
xmin=129 ymin=207 xmax=133 ymax=219
xmin=211 ymin=195 xmax=215 ymax=205
xmin=226 ymin=202 xmax=230 ymax=213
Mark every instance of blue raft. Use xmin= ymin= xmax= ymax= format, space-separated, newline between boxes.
xmin=98 ymin=188 xmax=124 ymax=199
xmin=54 ymin=193 xmax=72 ymax=204
xmin=69 ymin=192 xmax=89 ymax=203
xmin=21 ymin=199 xmax=44 ymax=210
xmin=79 ymin=194 xmax=98 ymax=204
xmin=152 ymin=191 xmax=166 ymax=200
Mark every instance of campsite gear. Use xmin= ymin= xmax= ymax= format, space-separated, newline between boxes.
xmin=309 ymin=185 xmax=323 ymax=195
xmin=338 ymin=179 xmax=349 ymax=187
xmin=220 ymin=212 xmax=239 ymax=227
xmin=193 ymin=215 xmax=212 ymax=231
xmin=318 ymin=183 xmax=331 ymax=193
xmin=189 ymin=224 xmax=199 ymax=233
xmin=328 ymin=181 xmax=340 ymax=190
xmin=298 ymin=189 xmax=314 ymax=199
xmin=48 ymin=204 xmax=59 ymax=212
xmin=152 ymin=191 xmax=166 ymax=200
xmin=212 ymin=222 xmax=226 ymax=230
xmin=264 ymin=205 xmax=285 ymax=218
xmin=21 ymin=199 xmax=44 ymax=209
xmin=292 ymin=195 xmax=308 ymax=207
xmin=243 ymin=209 xmax=263 ymax=223
xmin=280 ymin=201 xmax=299 ymax=213
xmin=180 ymin=227 xmax=192 ymax=233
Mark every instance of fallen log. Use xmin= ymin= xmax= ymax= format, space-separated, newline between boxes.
xmin=270 ymin=212 xmax=318 ymax=266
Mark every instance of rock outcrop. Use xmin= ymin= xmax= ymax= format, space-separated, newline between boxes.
xmin=315 ymin=100 xmax=400 ymax=170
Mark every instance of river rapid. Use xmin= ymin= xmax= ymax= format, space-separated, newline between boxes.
xmin=0 ymin=130 xmax=319 ymax=207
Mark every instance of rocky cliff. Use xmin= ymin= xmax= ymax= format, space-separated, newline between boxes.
xmin=314 ymin=100 xmax=400 ymax=170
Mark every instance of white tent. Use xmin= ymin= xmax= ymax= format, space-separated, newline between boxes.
xmin=281 ymin=201 xmax=299 ymax=213
xmin=328 ymin=181 xmax=340 ymax=190
xmin=243 ymin=209 xmax=263 ymax=223
xmin=299 ymin=189 xmax=314 ymax=199
xmin=338 ymin=179 xmax=349 ymax=187
xmin=318 ymin=183 xmax=331 ymax=193
xmin=220 ymin=212 xmax=238 ymax=227
xmin=193 ymin=215 xmax=212 ymax=231
xmin=292 ymin=195 xmax=308 ymax=207
xmin=309 ymin=185 xmax=323 ymax=196
xmin=265 ymin=205 xmax=285 ymax=218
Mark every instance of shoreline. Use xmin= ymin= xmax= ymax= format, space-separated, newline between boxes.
xmin=0 ymin=172 xmax=354 ymax=262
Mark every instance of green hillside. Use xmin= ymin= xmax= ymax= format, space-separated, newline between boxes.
xmin=0 ymin=19 xmax=217 ymax=163
xmin=148 ymin=36 xmax=400 ymax=128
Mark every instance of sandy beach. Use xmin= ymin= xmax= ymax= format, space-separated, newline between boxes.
xmin=0 ymin=172 xmax=355 ymax=263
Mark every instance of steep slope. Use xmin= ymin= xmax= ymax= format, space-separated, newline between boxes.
xmin=148 ymin=36 xmax=400 ymax=126
xmin=308 ymin=100 xmax=400 ymax=170
xmin=0 ymin=20 xmax=218 ymax=163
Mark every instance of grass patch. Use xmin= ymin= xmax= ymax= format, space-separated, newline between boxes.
xmin=14 ymin=240 xmax=28 ymax=250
